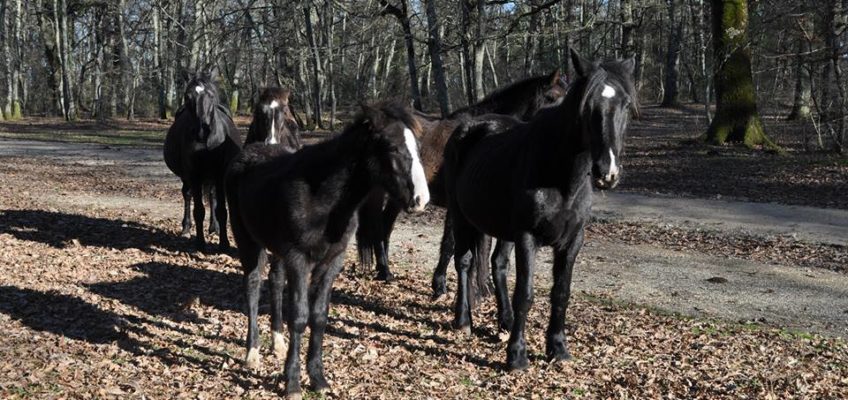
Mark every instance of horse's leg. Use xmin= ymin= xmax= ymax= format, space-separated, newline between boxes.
xmin=506 ymin=232 xmax=536 ymax=371
xmin=355 ymin=191 xmax=382 ymax=273
xmin=284 ymin=257 xmax=309 ymax=399
xmin=431 ymin=208 xmax=454 ymax=300
xmin=214 ymin=179 xmax=229 ymax=252
xmin=241 ymin=247 xmax=267 ymax=369
xmin=451 ymin=215 xmax=479 ymax=334
xmin=546 ymin=228 xmax=584 ymax=362
xmin=191 ymin=182 xmax=206 ymax=250
xmin=491 ymin=240 xmax=515 ymax=335
xmin=180 ymin=181 xmax=192 ymax=237
xmin=469 ymin=234 xmax=493 ymax=309
xmin=374 ymin=202 xmax=401 ymax=282
xmin=305 ymin=254 xmax=343 ymax=393
xmin=207 ymin=185 xmax=220 ymax=235
xmin=269 ymin=255 xmax=287 ymax=359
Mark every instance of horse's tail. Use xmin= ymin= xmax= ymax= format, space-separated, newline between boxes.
xmin=355 ymin=190 xmax=386 ymax=271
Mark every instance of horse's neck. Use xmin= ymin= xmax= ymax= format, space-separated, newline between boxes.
xmin=527 ymin=99 xmax=589 ymax=191
xmin=301 ymin=133 xmax=372 ymax=222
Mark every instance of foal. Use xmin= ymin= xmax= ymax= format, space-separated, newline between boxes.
xmin=232 ymin=87 xmax=304 ymax=370
xmin=444 ymin=50 xmax=637 ymax=370
xmin=226 ymin=102 xmax=429 ymax=398
xmin=164 ymin=73 xmax=242 ymax=251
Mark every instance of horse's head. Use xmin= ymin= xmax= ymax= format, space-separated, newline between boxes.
xmin=357 ymin=102 xmax=430 ymax=213
xmin=529 ymin=69 xmax=569 ymax=118
xmin=252 ymin=88 xmax=300 ymax=148
xmin=183 ymin=73 xmax=224 ymax=147
xmin=570 ymin=49 xmax=638 ymax=190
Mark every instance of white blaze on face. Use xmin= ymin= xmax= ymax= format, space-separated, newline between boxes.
xmin=266 ymin=101 xmax=280 ymax=145
xmin=601 ymin=84 xmax=616 ymax=99
xmin=606 ymin=148 xmax=619 ymax=181
xmin=195 ymin=85 xmax=205 ymax=94
xmin=404 ymin=127 xmax=430 ymax=211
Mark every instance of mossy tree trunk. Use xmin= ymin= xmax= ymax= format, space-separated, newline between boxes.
xmin=705 ymin=0 xmax=777 ymax=149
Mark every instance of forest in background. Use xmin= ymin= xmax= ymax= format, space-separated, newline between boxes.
xmin=0 ymin=0 xmax=845 ymax=151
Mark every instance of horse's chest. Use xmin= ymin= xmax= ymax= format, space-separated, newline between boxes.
xmin=523 ymin=189 xmax=586 ymax=245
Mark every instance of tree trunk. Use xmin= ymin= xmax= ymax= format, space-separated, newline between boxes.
xmin=787 ymin=36 xmax=812 ymax=121
xmin=472 ymin=0 xmax=486 ymax=102
xmin=153 ymin=5 xmax=168 ymax=119
xmin=303 ymin=3 xmax=323 ymax=128
xmin=424 ymin=0 xmax=450 ymax=116
xmin=380 ymin=0 xmax=422 ymax=110
xmin=705 ymin=0 xmax=776 ymax=149
xmin=661 ymin=0 xmax=683 ymax=107
xmin=56 ymin=0 xmax=76 ymax=120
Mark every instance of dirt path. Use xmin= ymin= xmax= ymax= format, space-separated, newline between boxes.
xmin=2 ymin=138 xmax=846 ymax=338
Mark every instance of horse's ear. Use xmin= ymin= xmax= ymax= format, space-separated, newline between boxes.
xmin=359 ymin=103 xmax=379 ymax=131
xmin=280 ymin=89 xmax=291 ymax=105
xmin=570 ymin=49 xmax=594 ymax=78
xmin=621 ymin=56 xmax=636 ymax=76
xmin=548 ymin=69 xmax=561 ymax=86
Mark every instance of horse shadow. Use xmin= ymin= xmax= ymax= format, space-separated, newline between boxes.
xmin=86 ymin=261 xmax=243 ymax=317
xmin=0 ymin=209 xmax=186 ymax=254
xmin=0 ymin=285 xmax=128 ymax=345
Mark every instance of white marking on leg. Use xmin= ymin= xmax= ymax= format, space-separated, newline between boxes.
xmin=245 ymin=347 xmax=261 ymax=369
xmin=195 ymin=85 xmax=205 ymax=94
xmin=606 ymin=148 xmax=619 ymax=180
xmin=403 ymin=128 xmax=430 ymax=212
xmin=601 ymin=84 xmax=616 ymax=98
xmin=272 ymin=331 xmax=287 ymax=358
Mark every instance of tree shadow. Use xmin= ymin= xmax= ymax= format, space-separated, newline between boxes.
xmin=0 ymin=209 xmax=187 ymax=254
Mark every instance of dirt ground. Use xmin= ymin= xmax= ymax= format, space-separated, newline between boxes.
xmin=0 ymin=108 xmax=846 ymax=398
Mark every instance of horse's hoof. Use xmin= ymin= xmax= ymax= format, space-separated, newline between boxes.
xmin=374 ymin=271 xmax=394 ymax=282
xmin=507 ymin=355 xmax=530 ymax=371
xmin=309 ymin=378 xmax=330 ymax=393
xmin=547 ymin=347 xmax=573 ymax=363
xmin=452 ymin=324 xmax=471 ymax=336
xmin=431 ymin=285 xmax=447 ymax=301
xmin=273 ymin=332 xmax=287 ymax=358
xmin=180 ymin=230 xmax=192 ymax=239
xmin=218 ymin=244 xmax=231 ymax=254
xmin=245 ymin=348 xmax=261 ymax=370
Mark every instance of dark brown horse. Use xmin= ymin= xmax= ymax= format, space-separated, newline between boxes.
xmin=245 ymin=87 xmax=302 ymax=149
xmin=445 ymin=50 xmax=637 ymax=370
xmin=356 ymin=71 xmax=568 ymax=294
xmin=163 ymin=72 xmax=242 ymax=251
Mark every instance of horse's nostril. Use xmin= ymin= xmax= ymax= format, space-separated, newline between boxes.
xmin=414 ymin=195 xmax=421 ymax=205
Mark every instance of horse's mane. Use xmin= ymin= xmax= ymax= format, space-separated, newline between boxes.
xmin=353 ymin=101 xmax=422 ymax=137
xmin=449 ymin=74 xmax=553 ymax=118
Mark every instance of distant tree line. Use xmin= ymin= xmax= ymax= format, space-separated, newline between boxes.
xmin=0 ymin=0 xmax=845 ymax=151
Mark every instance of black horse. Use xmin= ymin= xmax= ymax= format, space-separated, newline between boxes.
xmin=444 ymin=50 xmax=637 ymax=370
xmin=356 ymin=71 xmax=568 ymax=285
xmin=225 ymin=102 xmax=429 ymax=398
xmin=163 ymin=73 xmax=242 ymax=251
xmin=245 ymin=87 xmax=302 ymax=149
xmin=229 ymin=87 xmax=304 ymax=370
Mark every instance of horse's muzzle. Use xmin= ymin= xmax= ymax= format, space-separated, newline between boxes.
xmin=408 ymin=194 xmax=428 ymax=213
xmin=593 ymin=167 xmax=621 ymax=190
